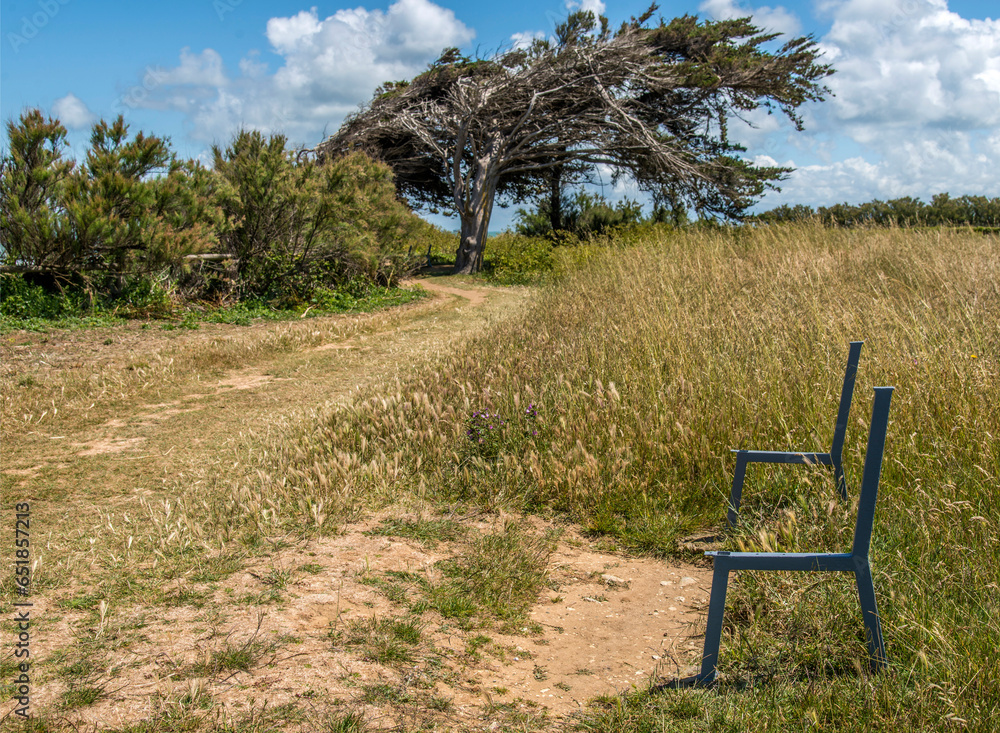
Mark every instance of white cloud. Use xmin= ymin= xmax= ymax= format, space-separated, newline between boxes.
xmin=125 ymin=0 xmax=474 ymax=147
xmin=728 ymin=105 xmax=787 ymax=149
xmin=698 ymin=0 xmax=801 ymax=36
xmin=753 ymin=1 xmax=1000 ymax=208
xmin=158 ymin=48 xmax=229 ymax=87
xmin=987 ymin=131 xmax=1000 ymax=158
xmin=265 ymin=9 xmax=323 ymax=55
xmin=238 ymin=50 xmax=268 ymax=79
xmin=51 ymin=93 xmax=96 ymax=130
xmin=510 ymin=30 xmax=547 ymax=51
xmin=266 ymin=0 xmax=475 ymax=69
xmin=565 ymin=1 xmax=606 ymax=16
xmin=821 ymin=0 xmax=1000 ymax=130
xmin=762 ymin=127 xmax=1000 ymax=208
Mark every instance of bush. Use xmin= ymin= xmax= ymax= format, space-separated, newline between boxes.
xmin=483 ymin=233 xmax=556 ymax=284
xmin=514 ymin=189 xmax=644 ymax=240
xmin=0 ymin=274 xmax=79 ymax=320
xmin=0 ymin=272 xmax=176 ymax=325
xmin=2 ymin=115 xmax=432 ymax=322
xmin=112 ymin=275 xmax=175 ymax=318
xmin=212 ymin=133 xmax=425 ymax=301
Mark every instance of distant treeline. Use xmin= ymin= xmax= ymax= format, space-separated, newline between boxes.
xmin=752 ymin=194 xmax=1000 ymax=229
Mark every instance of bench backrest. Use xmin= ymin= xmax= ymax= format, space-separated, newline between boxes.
xmin=830 ymin=341 xmax=864 ymax=460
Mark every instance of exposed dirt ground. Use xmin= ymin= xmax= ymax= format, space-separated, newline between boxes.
xmin=1 ymin=278 xmax=711 ymax=731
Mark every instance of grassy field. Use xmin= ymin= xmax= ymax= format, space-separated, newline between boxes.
xmin=2 ymin=223 xmax=998 ymax=730
xmin=255 ymin=223 xmax=998 ymax=729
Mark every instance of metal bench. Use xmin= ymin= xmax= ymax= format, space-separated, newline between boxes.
xmin=697 ymin=386 xmax=894 ymax=684
xmin=727 ymin=341 xmax=863 ymax=527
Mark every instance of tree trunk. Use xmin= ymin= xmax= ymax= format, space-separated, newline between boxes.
xmin=548 ymin=165 xmax=564 ymax=232
xmin=454 ymin=204 xmax=490 ymax=274
xmin=453 ymin=156 xmax=498 ymax=275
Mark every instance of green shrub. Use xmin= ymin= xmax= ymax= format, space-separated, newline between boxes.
xmin=2 ymin=114 xmax=432 ymax=318
xmin=514 ymin=189 xmax=643 ymax=239
xmin=112 ymin=275 xmax=175 ymax=318
xmin=0 ymin=274 xmax=77 ymax=320
xmin=483 ymin=233 xmax=555 ymax=284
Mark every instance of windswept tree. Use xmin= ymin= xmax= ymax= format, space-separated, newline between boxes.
xmin=311 ymin=4 xmax=833 ymax=273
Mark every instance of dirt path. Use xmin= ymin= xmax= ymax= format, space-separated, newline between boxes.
xmin=3 ymin=278 xmax=511 ymax=490
xmin=1 ymin=279 xmax=711 ymax=731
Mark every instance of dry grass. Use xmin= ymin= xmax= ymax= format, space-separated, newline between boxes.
xmin=0 ymin=279 xmax=561 ymax=732
xmin=2 ymin=224 xmax=997 ymax=730
xmin=242 ymin=223 xmax=998 ymax=729
xmin=0 ymin=294 xmax=431 ymax=438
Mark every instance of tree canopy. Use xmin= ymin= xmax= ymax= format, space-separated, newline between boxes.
xmin=309 ymin=4 xmax=833 ymax=273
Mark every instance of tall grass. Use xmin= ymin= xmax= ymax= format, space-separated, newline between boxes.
xmin=165 ymin=223 xmax=997 ymax=728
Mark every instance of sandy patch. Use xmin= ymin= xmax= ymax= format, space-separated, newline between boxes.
xmin=213 ymin=374 xmax=273 ymax=391
xmin=405 ymin=278 xmax=492 ymax=307
xmin=479 ymin=547 xmax=710 ymax=715
xmin=313 ymin=340 xmax=357 ymax=351
xmin=10 ymin=517 xmax=712 ymax=730
xmin=74 ymin=436 xmax=148 ymax=456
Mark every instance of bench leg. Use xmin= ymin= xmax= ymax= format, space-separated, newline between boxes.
xmin=834 ymin=459 xmax=849 ymax=501
xmin=854 ymin=561 xmax=887 ymax=672
xmin=727 ymin=455 xmax=749 ymax=527
xmin=699 ymin=564 xmax=731 ymax=683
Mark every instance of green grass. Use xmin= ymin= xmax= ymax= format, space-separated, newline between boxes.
xmin=101 ymin=698 xmax=301 ymax=733
xmin=187 ymin=553 xmax=245 ymax=583
xmin=333 ymin=615 xmax=423 ymax=665
xmin=365 ymin=516 xmax=467 ymax=547
xmin=357 ymin=522 xmax=553 ymax=627
xmin=176 ymin=619 xmax=278 ymax=680
xmin=61 ymin=683 xmax=105 ymax=708
xmin=436 ymin=521 xmax=553 ymax=624
xmin=184 ymin=639 xmax=264 ymax=677
xmin=261 ymin=222 xmax=998 ymax=729
xmin=57 ymin=593 xmax=102 ymax=611
xmin=0 ymin=282 xmax=428 ymax=334
xmin=323 ymin=711 xmax=367 ymax=732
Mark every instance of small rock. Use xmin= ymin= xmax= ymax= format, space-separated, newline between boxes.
xmin=602 ymin=573 xmax=630 ymax=589
xmin=660 ymin=581 xmax=672 ymax=586
xmin=680 ymin=577 xmax=697 ymax=587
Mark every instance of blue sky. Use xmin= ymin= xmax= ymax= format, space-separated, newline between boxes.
xmin=2 ymin=0 xmax=998 ymax=232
